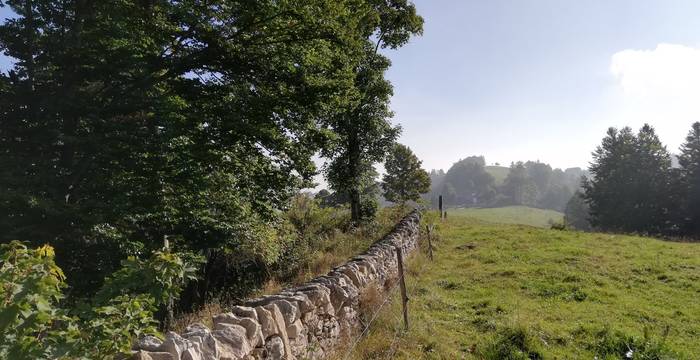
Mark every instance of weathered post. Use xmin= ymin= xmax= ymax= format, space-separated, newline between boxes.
xmin=438 ymin=195 xmax=443 ymax=220
xmin=426 ymin=224 xmax=434 ymax=261
xmin=395 ymin=246 xmax=409 ymax=330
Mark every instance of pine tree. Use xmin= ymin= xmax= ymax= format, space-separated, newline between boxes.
xmin=584 ymin=127 xmax=638 ymax=232
xmin=631 ymin=124 xmax=673 ymax=233
xmin=584 ymin=125 xmax=672 ymax=234
xmin=678 ymin=122 xmax=700 ymax=237
xmin=382 ymin=144 xmax=431 ymax=206
xmin=564 ymin=191 xmax=592 ymax=231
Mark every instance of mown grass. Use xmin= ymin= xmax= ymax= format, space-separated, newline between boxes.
xmin=347 ymin=210 xmax=700 ymax=359
xmin=448 ymin=206 xmax=563 ymax=228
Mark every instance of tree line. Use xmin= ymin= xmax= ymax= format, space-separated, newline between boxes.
xmin=428 ymin=156 xmax=587 ymax=212
xmin=579 ymin=123 xmax=700 ymax=238
xmin=0 ymin=0 xmax=430 ymax=346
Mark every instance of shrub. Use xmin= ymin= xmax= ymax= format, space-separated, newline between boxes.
xmin=0 ymin=241 xmax=200 ymax=359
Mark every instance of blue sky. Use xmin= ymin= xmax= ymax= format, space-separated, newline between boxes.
xmin=3 ymin=1 xmax=700 ymax=172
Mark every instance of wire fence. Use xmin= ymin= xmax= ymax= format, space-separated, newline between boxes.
xmin=341 ymin=225 xmax=437 ymax=360
xmin=341 ymin=277 xmax=401 ymax=360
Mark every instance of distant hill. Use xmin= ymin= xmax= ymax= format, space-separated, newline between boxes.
xmin=484 ymin=165 xmax=509 ymax=185
xmin=428 ymin=157 xmax=589 ymax=212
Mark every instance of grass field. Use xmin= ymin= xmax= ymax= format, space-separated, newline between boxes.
xmin=348 ymin=210 xmax=700 ymax=359
xmin=485 ymin=165 xmax=510 ymax=185
xmin=447 ymin=206 xmax=563 ymax=228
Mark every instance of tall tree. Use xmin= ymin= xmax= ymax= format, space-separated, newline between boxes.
xmin=678 ymin=122 xmax=700 ymax=236
xmin=583 ymin=125 xmax=672 ymax=234
xmin=382 ymin=143 xmax=430 ymax=206
xmin=323 ymin=0 xmax=423 ymax=223
xmin=564 ymin=190 xmax=592 ymax=231
xmin=524 ymin=161 xmax=552 ymax=197
xmin=0 ymin=0 xmax=382 ymax=296
xmin=631 ymin=124 xmax=673 ymax=233
xmin=501 ymin=162 xmax=537 ymax=206
xmin=439 ymin=156 xmax=496 ymax=206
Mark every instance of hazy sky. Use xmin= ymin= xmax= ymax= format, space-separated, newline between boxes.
xmin=3 ymin=1 xmax=700 ymax=172
xmin=385 ymin=0 xmax=700 ymax=171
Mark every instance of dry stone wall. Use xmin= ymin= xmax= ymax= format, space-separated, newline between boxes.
xmin=132 ymin=210 xmax=422 ymax=360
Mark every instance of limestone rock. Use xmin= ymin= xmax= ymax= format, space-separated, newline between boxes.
xmin=231 ymin=306 xmax=259 ymax=322
xmin=272 ymin=300 xmax=299 ymax=326
xmin=213 ymin=313 xmax=263 ymax=348
xmin=255 ymin=306 xmax=278 ymax=338
xmin=135 ymin=335 xmax=163 ymax=352
xmin=182 ymin=324 xmax=218 ymax=360
xmin=131 ymin=350 xmax=174 ymax=360
xmin=264 ymin=336 xmax=285 ymax=360
xmin=262 ymin=303 xmax=293 ymax=359
xmin=285 ymin=319 xmax=304 ymax=339
xmin=212 ymin=323 xmax=252 ymax=359
xmin=161 ymin=332 xmax=198 ymax=360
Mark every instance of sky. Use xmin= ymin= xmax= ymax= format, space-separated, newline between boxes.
xmin=384 ymin=0 xmax=700 ymax=171
xmin=2 ymin=1 xmax=700 ymax=173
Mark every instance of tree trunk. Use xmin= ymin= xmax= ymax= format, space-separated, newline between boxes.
xmin=348 ymin=115 xmax=362 ymax=223
xmin=350 ymin=188 xmax=361 ymax=223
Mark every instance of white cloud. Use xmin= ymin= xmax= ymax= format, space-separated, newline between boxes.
xmin=608 ymin=44 xmax=700 ymax=150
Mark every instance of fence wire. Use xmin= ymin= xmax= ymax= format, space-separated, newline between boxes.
xmin=343 ymin=230 xmax=436 ymax=360
xmin=341 ymin=279 xmax=401 ymax=360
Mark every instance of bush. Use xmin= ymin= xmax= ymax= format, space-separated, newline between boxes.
xmin=0 ymin=241 xmax=200 ymax=359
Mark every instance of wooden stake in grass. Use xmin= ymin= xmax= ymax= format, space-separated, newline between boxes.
xmin=426 ymin=224 xmax=435 ymax=261
xmin=395 ymin=246 xmax=409 ymax=330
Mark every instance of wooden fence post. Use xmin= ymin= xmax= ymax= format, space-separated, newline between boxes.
xmin=395 ymin=246 xmax=409 ymax=330
xmin=438 ymin=195 xmax=443 ymax=220
xmin=426 ymin=224 xmax=434 ymax=261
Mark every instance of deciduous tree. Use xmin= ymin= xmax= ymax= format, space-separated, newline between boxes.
xmin=0 ymin=0 xmax=390 ymax=297
xmin=382 ymin=143 xmax=430 ymax=205
xmin=323 ymin=0 xmax=423 ymax=223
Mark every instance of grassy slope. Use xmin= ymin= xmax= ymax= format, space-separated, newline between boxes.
xmin=485 ymin=165 xmax=510 ymax=185
xmin=349 ymin=211 xmax=700 ymax=359
xmin=449 ymin=206 xmax=563 ymax=228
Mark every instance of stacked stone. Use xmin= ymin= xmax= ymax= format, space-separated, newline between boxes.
xmin=132 ymin=210 xmax=421 ymax=360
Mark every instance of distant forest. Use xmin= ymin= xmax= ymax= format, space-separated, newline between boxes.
xmin=427 ymin=156 xmax=588 ymax=212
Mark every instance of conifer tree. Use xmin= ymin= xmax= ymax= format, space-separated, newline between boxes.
xmin=584 ymin=125 xmax=672 ymax=234
xmin=678 ymin=122 xmax=700 ymax=236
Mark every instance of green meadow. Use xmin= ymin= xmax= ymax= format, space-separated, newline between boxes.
xmin=349 ymin=208 xmax=700 ymax=359
xmin=447 ymin=206 xmax=564 ymax=228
